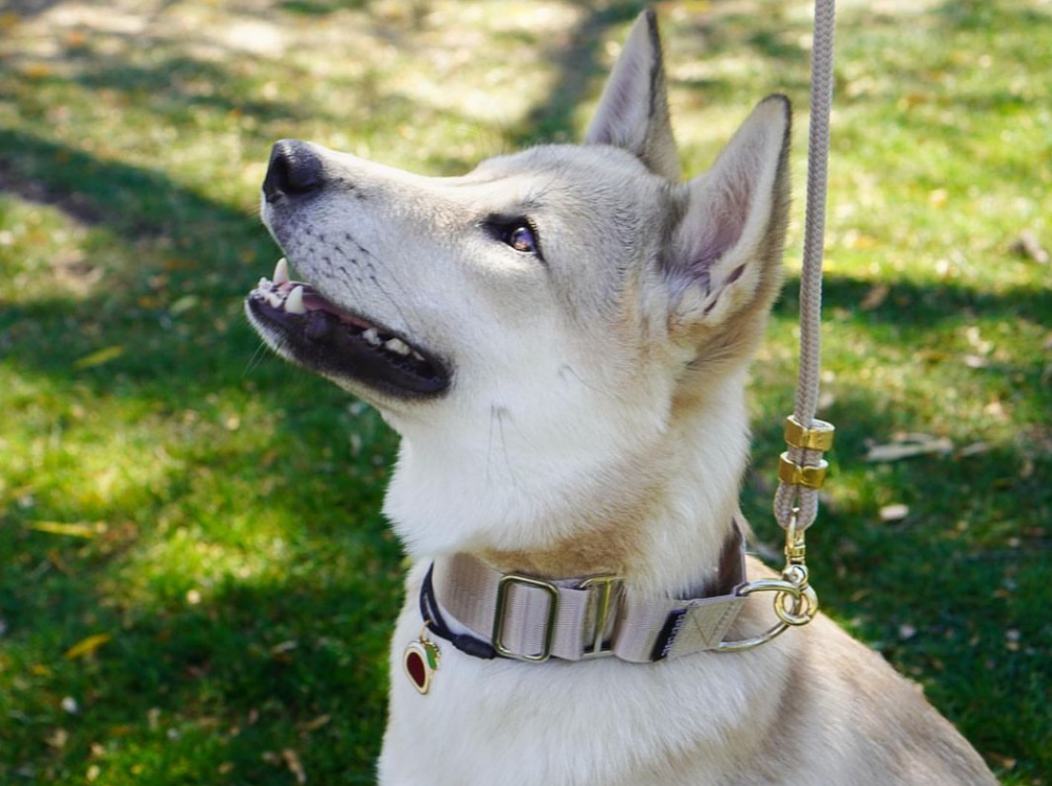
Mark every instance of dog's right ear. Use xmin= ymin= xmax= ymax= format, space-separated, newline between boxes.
xmin=585 ymin=9 xmax=680 ymax=180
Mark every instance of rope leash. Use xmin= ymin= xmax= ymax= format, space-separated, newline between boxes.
xmin=722 ymin=0 xmax=838 ymax=650
xmin=774 ymin=0 xmax=838 ymax=533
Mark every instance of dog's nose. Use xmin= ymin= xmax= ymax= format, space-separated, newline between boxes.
xmin=263 ymin=140 xmax=324 ymax=203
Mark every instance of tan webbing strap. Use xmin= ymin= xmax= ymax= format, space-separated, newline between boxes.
xmin=429 ymin=527 xmax=747 ymax=663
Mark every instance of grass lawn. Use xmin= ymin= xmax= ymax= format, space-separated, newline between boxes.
xmin=1 ymin=0 xmax=1049 ymax=783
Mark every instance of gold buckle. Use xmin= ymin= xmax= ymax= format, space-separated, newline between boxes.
xmin=783 ymin=415 xmax=835 ymax=451
xmin=578 ymin=575 xmax=622 ymax=657
xmin=492 ymin=574 xmax=559 ymax=662
xmin=717 ymin=516 xmax=819 ymax=652
xmin=778 ymin=452 xmax=829 ymax=489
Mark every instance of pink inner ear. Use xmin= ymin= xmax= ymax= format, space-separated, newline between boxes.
xmin=685 ymin=179 xmax=752 ymax=292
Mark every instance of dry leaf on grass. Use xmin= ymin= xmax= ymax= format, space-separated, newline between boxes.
xmin=1009 ymin=230 xmax=1048 ymax=264
xmin=65 ymin=633 xmax=111 ymax=660
xmin=300 ymin=714 xmax=331 ymax=733
xmin=860 ymin=283 xmax=890 ymax=311
xmin=282 ymin=749 xmax=307 ymax=784
xmin=73 ymin=345 xmax=124 ymax=369
xmin=270 ymin=640 xmax=298 ymax=655
xmin=45 ymin=728 xmax=68 ymax=749
xmin=28 ymin=521 xmax=105 ymax=538
xmin=957 ymin=442 xmax=990 ymax=458
xmin=879 ymin=504 xmax=910 ymax=522
xmin=865 ymin=434 xmax=953 ymax=462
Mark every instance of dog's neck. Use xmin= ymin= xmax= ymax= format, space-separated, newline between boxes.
xmin=383 ymin=369 xmax=751 ymax=597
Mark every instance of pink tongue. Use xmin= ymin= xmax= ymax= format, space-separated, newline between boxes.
xmin=301 ymin=289 xmax=373 ymax=330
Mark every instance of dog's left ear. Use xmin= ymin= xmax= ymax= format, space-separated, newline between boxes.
xmin=585 ymin=9 xmax=680 ymax=180
xmin=660 ymin=95 xmax=791 ymax=346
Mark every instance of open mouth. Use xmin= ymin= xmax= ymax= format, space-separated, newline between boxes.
xmin=246 ymin=258 xmax=450 ymax=398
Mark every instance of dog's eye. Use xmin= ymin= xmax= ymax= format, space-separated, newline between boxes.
xmin=506 ymin=225 xmax=538 ymax=254
xmin=485 ymin=216 xmax=542 ymax=258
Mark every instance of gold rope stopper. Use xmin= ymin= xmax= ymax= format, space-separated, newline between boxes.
xmin=778 ymin=415 xmax=835 ymax=490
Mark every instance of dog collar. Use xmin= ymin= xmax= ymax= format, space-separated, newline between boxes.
xmin=418 ymin=523 xmax=749 ymax=664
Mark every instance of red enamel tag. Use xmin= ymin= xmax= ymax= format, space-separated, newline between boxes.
xmin=403 ymin=633 xmax=440 ymax=695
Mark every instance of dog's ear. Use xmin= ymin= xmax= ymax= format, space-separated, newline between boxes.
xmin=661 ymin=95 xmax=791 ymax=347
xmin=585 ymin=9 xmax=680 ymax=180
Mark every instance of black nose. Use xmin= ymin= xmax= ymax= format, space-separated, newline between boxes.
xmin=263 ymin=140 xmax=324 ymax=202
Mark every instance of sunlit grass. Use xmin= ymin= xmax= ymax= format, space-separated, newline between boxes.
xmin=1 ymin=0 xmax=1049 ymax=783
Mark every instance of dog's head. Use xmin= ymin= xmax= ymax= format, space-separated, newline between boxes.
xmin=247 ymin=10 xmax=790 ymax=556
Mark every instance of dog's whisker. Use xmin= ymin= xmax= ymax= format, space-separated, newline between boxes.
xmin=557 ymin=363 xmax=614 ymax=399
xmin=369 ymin=259 xmax=422 ymax=332
xmin=494 ymin=406 xmax=518 ymax=489
xmin=243 ymin=340 xmax=270 ymax=376
xmin=485 ymin=404 xmax=496 ymax=484
xmin=368 ymin=273 xmax=418 ymax=336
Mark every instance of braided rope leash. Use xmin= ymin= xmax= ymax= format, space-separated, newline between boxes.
xmin=774 ymin=0 xmax=838 ymax=535
xmin=720 ymin=0 xmax=837 ymax=650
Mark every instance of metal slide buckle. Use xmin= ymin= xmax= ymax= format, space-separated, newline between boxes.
xmin=492 ymin=574 xmax=559 ymax=662
xmin=578 ymin=575 xmax=622 ymax=658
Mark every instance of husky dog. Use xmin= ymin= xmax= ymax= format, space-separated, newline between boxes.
xmin=246 ymin=10 xmax=997 ymax=785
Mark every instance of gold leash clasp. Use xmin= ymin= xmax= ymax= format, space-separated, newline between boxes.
xmin=717 ymin=511 xmax=820 ymax=652
xmin=719 ymin=414 xmax=832 ymax=652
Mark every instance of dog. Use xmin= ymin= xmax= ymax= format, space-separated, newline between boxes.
xmin=245 ymin=10 xmax=998 ymax=785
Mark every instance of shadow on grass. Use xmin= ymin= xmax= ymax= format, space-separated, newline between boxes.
xmin=507 ymin=0 xmax=645 ymax=145
xmin=776 ymin=272 xmax=1052 ymax=332
xmin=4 ymin=0 xmax=64 ymax=18
xmin=934 ymin=0 xmax=1051 ymax=31
xmin=63 ymin=52 xmax=310 ymax=125
xmin=0 ymin=128 xmax=256 ymax=238
xmin=506 ymin=0 xmax=818 ymax=148
xmin=0 ymin=537 xmax=399 ymax=782
xmin=280 ymin=0 xmax=373 ymax=14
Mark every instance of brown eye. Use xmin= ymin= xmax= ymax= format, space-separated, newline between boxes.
xmin=483 ymin=215 xmax=544 ymax=261
xmin=507 ymin=225 xmax=538 ymax=254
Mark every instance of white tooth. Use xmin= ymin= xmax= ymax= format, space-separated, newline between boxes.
xmin=363 ymin=328 xmax=381 ymax=346
xmin=411 ymin=350 xmax=424 ymax=362
xmin=274 ymin=257 xmax=289 ymax=285
xmin=385 ymin=338 xmax=410 ymax=356
xmin=265 ymin=291 xmax=283 ymax=308
xmin=285 ymin=285 xmax=306 ymax=314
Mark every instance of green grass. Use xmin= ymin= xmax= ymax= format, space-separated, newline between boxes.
xmin=1 ymin=0 xmax=1049 ymax=783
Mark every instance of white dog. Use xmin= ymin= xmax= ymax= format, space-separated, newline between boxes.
xmin=246 ymin=10 xmax=997 ymax=785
